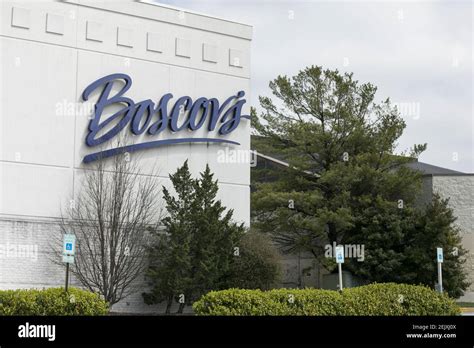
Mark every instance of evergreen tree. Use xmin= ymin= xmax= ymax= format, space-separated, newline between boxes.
xmin=143 ymin=161 xmax=194 ymax=314
xmin=188 ymin=165 xmax=244 ymax=299
xmin=252 ymin=65 xmax=469 ymax=296
xmin=143 ymin=161 xmax=245 ymax=313
xmin=403 ymin=194 xmax=469 ymax=298
xmin=347 ymin=194 xmax=469 ymax=297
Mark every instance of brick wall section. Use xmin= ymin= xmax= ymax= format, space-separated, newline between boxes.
xmin=0 ymin=217 xmax=189 ymax=314
xmin=431 ymin=175 xmax=474 ymax=301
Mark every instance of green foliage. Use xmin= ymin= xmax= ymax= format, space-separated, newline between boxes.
xmin=251 ymin=65 xmax=468 ymax=297
xmin=252 ymin=66 xmax=423 ymax=255
xmin=143 ymin=161 xmax=245 ymax=313
xmin=345 ymin=194 xmax=470 ymax=298
xmin=193 ymin=283 xmax=460 ymax=316
xmin=402 ymin=195 xmax=469 ymax=298
xmin=226 ymin=230 xmax=282 ymax=290
xmin=143 ymin=161 xmax=195 ymax=313
xmin=0 ymin=288 xmax=109 ymax=315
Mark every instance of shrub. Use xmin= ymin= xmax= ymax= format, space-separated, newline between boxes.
xmin=193 ymin=283 xmax=460 ymax=316
xmin=225 ymin=231 xmax=282 ymax=290
xmin=0 ymin=288 xmax=109 ymax=315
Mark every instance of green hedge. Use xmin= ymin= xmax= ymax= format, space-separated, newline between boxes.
xmin=0 ymin=288 xmax=109 ymax=315
xmin=193 ymin=283 xmax=460 ymax=316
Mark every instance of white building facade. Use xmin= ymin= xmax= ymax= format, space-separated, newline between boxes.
xmin=0 ymin=0 xmax=252 ymax=312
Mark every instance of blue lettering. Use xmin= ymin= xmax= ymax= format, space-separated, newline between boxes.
xmin=131 ymin=100 xmax=155 ymax=135
xmin=170 ymin=96 xmax=192 ymax=132
xmin=188 ymin=97 xmax=210 ymax=130
xmin=148 ymin=93 xmax=172 ymax=135
xmin=81 ymin=73 xmax=249 ymax=163
xmin=82 ymin=73 xmax=135 ymax=146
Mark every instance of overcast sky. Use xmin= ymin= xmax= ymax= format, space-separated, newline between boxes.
xmin=161 ymin=0 xmax=473 ymax=172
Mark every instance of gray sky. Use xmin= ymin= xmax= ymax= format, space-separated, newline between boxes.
xmin=161 ymin=0 xmax=473 ymax=172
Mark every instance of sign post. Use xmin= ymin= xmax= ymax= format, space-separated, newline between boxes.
xmin=335 ymin=245 xmax=344 ymax=291
xmin=436 ymin=247 xmax=443 ymax=293
xmin=62 ymin=234 xmax=76 ymax=292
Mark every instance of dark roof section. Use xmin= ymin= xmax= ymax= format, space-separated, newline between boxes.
xmin=404 ymin=161 xmax=464 ymax=175
xmin=252 ymin=135 xmax=465 ymax=176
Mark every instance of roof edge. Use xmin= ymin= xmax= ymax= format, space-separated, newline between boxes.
xmin=140 ymin=0 xmax=253 ymax=28
xmin=62 ymin=0 xmax=253 ymax=40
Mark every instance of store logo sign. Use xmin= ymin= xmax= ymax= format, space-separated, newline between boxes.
xmin=81 ymin=73 xmax=249 ymax=163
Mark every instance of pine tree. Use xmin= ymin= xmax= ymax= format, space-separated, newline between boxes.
xmin=143 ymin=161 xmax=194 ymax=314
xmin=403 ymin=194 xmax=469 ymax=298
xmin=188 ymin=165 xmax=244 ymax=299
xmin=252 ymin=65 xmax=469 ymax=296
xmin=143 ymin=161 xmax=245 ymax=313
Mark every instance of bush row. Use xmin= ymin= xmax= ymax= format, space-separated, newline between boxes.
xmin=193 ymin=283 xmax=460 ymax=315
xmin=0 ymin=288 xmax=109 ymax=315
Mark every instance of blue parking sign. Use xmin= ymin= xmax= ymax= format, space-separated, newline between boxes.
xmin=63 ymin=234 xmax=76 ymax=256
xmin=335 ymin=246 xmax=344 ymax=264
xmin=437 ymin=247 xmax=443 ymax=263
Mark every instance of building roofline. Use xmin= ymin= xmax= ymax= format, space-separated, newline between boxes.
xmin=423 ymin=173 xmax=474 ymax=177
xmin=255 ymin=152 xmax=320 ymax=177
xmin=255 ymin=152 xmax=474 ymax=178
xmin=140 ymin=0 xmax=253 ymax=28
xmin=62 ymin=0 xmax=253 ymax=40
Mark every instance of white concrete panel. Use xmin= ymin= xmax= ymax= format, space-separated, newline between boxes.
xmin=117 ymin=27 xmax=134 ymax=48
xmin=86 ymin=20 xmax=103 ymax=42
xmin=163 ymin=143 xmax=192 ymax=178
xmin=229 ymin=48 xmax=244 ymax=68
xmin=0 ymin=37 xmax=76 ymax=167
xmin=202 ymin=43 xmax=217 ymax=63
xmin=69 ymin=0 xmax=253 ymax=40
xmin=46 ymin=13 xmax=64 ymax=35
xmin=217 ymin=184 xmax=250 ymax=226
xmin=75 ymin=3 xmax=249 ymax=78
xmin=1 ymin=1 xmax=250 ymax=78
xmin=175 ymin=37 xmax=191 ymax=58
xmin=146 ymin=32 xmax=163 ymax=53
xmin=193 ymin=71 xmax=251 ymax=185
xmin=0 ymin=162 xmax=72 ymax=217
xmin=11 ymin=6 xmax=30 ymax=29
xmin=1 ymin=1 xmax=78 ymax=47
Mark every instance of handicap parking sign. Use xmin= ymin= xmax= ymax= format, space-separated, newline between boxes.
xmin=437 ymin=247 xmax=443 ymax=263
xmin=335 ymin=246 xmax=344 ymax=264
xmin=63 ymin=234 xmax=76 ymax=256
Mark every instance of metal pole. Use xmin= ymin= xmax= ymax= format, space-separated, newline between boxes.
xmin=437 ymin=262 xmax=443 ymax=293
xmin=338 ymin=262 xmax=343 ymax=291
xmin=65 ymin=262 xmax=69 ymax=292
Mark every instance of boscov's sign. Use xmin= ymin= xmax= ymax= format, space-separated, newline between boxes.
xmin=81 ymin=73 xmax=250 ymax=163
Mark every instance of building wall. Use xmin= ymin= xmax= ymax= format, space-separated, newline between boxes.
xmin=431 ymin=175 xmax=474 ymax=301
xmin=0 ymin=0 xmax=252 ymax=313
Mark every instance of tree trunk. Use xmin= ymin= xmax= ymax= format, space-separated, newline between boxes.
xmin=165 ymin=296 xmax=173 ymax=314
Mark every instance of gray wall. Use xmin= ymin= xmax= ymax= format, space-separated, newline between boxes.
xmin=431 ymin=175 xmax=474 ymax=301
